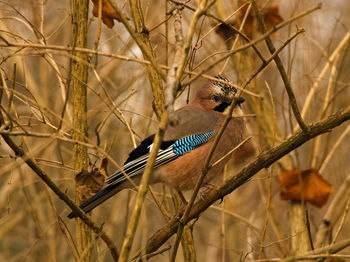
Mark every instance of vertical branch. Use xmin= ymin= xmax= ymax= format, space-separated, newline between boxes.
xmin=173 ymin=0 xmax=209 ymax=82
xmin=310 ymin=40 xmax=350 ymax=167
xmin=172 ymin=193 xmax=197 ymax=262
xmin=129 ymin=0 xmax=165 ymax=119
xmin=108 ymin=0 xmax=165 ymax=80
xmin=315 ymin=174 xmax=350 ymax=247
xmin=252 ymin=1 xmax=307 ymax=132
xmin=166 ymin=5 xmax=196 ymax=260
xmin=290 ymin=200 xmax=312 ymax=257
xmin=297 ymin=32 xmax=350 ymax=132
xmin=252 ymin=1 xmax=311 ymax=258
xmin=166 ymin=0 xmax=210 ymax=117
xmin=180 ymin=224 xmax=197 ymax=262
xmin=118 ymin=112 xmax=169 ymax=262
xmin=70 ymin=0 xmax=95 ymax=261
xmin=166 ymin=4 xmax=184 ymax=122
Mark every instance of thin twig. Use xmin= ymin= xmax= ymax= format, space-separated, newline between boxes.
xmin=209 ymin=205 xmax=260 ymax=234
xmin=314 ymin=173 xmax=350 ymax=247
xmin=295 ymin=31 xmax=350 ymax=132
xmin=252 ymin=1 xmax=308 ymax=132
xmin=0 ymin=43 xmax=260 ymax=97
xmin=278 ymin=237 xmax=350 ymax=262
xmin=254 ymin=253 xmax=350 ymax=262
xmin=220 ymin=3 xmax=255 ymax=73
xmin=182 ymin=4 xmax=322 ymax=87
xmin=333 ymin=194 xmax=350 ymax=243
xmin=312 ymin=39 xmax=350 ymax=168
xmin=319 ymin=125 xmax=350 ymax=173
xmin=210 ymin=136 xmax=252 ymax=168
xmin=107 ymin=0 xmax=166 ymax=80
xmin=170 ymin=0 xmax=265 ymax=63
xmin=131 ymin=246 xmax=171 ymax=261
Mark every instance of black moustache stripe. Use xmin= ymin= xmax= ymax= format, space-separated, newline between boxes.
xmin=214 ymin=102 xmax=230 ymax=112
xmin=214 ymin=97 xmax=245 ymax=112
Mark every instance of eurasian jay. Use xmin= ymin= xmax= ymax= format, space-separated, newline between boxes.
xmin=68 ymin=75 xmax=245 ymax=218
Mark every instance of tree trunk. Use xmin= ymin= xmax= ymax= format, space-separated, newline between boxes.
xmin=71 ymin=0 xmax=95 ymax=261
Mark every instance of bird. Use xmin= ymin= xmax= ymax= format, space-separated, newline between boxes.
xmin=67 ymin=75 xmax=245 ymax=218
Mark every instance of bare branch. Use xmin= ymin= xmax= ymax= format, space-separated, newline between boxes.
xmin=252 ymin=1 xmax=308 ymax=132
xmin=0 ymin=133 xmax=119 ymax=261
xmin=137 ymin=105 xmax=350 ymax=257
xmin=118 ymin=112 xmax=169 ymax=262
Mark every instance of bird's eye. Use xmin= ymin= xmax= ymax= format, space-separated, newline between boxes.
xmin=211 ymin=95 xmax=221 ymax=103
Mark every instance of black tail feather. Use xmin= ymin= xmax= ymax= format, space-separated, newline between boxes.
xmin=67 ymin=183 xmax=123 ymax=219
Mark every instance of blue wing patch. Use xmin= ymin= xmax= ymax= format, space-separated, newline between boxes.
xmin=172 ymin=131 xmax=214 ymax=155
xmin=106 ymin=130 xmax=215 ymax=185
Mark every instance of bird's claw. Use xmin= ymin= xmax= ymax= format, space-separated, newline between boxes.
xmin=199 ymin=183 xmax=215 ymax=201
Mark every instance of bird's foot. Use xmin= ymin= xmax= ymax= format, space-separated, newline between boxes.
xmin=199 ymin=183 xmax=216 ymax=201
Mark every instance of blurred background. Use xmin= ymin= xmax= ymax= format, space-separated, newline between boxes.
xmin=0 ymin=0 xmax=350 ymax=261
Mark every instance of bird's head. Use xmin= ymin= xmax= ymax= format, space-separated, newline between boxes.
xmin=193 ymin=75 xmax=245 ymax=112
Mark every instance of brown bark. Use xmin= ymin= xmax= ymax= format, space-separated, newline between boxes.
xmin=129 ymin=0 xmax=165 ymax=119
xmin=70 ymin=0 xmax=95 ymax=261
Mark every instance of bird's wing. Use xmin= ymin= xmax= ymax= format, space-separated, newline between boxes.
xmin=105 ymin=130 xmax=215 ymax=185
xmin=67 ymin=128 xmax=215 ymax=218
xmin=105 ymin=106 xmax=221 ymax=185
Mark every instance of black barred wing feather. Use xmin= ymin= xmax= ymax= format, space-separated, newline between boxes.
xmin=105 ymin=131 xmax=215 ymax=185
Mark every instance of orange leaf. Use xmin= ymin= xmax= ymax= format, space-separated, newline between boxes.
xmin=91 ymin=0 xmax=126 ymax=28
xmin=215 ymin=4 xmax=283 ymax=40
xmin=263 ymin=5 xmax=283 ymax=31
xmin=278 ymin=169 xmax=332 ymax=208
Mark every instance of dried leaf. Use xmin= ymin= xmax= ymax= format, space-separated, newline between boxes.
xmin=76 ymin=169 xmax=105 ymax=200
xmin=279 ymin=169 xmax=332 ymax=208
xmin=215 ymin=4 xmax=283 ymax=41
xmin=91 ymin=0 xmax=127 ymax=28
xmin=263 ymin=5 xmax=283 ymax=31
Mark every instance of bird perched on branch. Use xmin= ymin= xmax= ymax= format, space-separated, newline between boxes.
xmin=68 ymin=75 xmax=246 ymax=218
